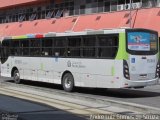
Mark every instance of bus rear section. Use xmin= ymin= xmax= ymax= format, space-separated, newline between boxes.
xmin=122 ymin=29 xmax=159 ymax=88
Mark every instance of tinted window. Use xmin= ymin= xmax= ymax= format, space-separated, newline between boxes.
xmin=1 ymin=40 xmax=10 ymax=63
xmin=53 ymin=48 xmax=66 ymax=57
xmin=53 ymin=37 xmax=66 ymax=57
xmin=42 ymin=38 xmax=53 ymax=56
xmin=83 ymin=48 xmax=96 ymax=57
xmin=67 ymin=37 xmax=81 ymax=57
xmin=10 ymin=40 xmax=20 ymax=56
xmin=82 ymin=36 xmax=96 ymax=58
xmin=54 ymin=37 xmax=66 ymax=47
xmin=20 ymin=40 xmax=29 ymax=47
xmin=83 ymin=36 xmax=96 ymax=46
xmin=68 ymin=37 xmax=81 ymax=47
xmin=98 ymin=35 xmax=118 ymax=58
xmin=30 ymin=39 xmax=41 ymax=47
xmin=20 ymin=40 xmax=29 ymax=56
xmin=30 ymin=39 xmax=41 ymax=56
xmin=42 ymin=38 xmax=53 ymax=47
xmin=11 ymin=40 xmax=19 ymax=47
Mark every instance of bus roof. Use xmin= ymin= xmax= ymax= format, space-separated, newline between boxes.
xmin=2 ymin=28 xmax=157 ymax=41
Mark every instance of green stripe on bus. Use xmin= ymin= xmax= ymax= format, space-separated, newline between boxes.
xmin=115 ymin=33 xmax=128 ymax=60
xmin=12 ymin=35 xmax=27 ymax=39
xmin=157 ymin=53 xmax=159 ymax=59
xmin=111 ymin=66 xmax=115 ymax=76
xmin=40 ymin=63 xmax=44 ymax=70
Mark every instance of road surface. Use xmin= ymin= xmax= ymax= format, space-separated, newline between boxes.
xmin=0 ymin=94 xmax=86 ymax=120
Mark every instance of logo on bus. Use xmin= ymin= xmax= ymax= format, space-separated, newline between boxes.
xmin=131 ymin=58 xmax=135 ymax=63
xmin=67 ymin=61 xmax=71 ymax=67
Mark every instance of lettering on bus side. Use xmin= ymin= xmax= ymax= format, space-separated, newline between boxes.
xmin=67 ymin=61 xmax=86 ymax=68
xmin=147 ymin=59 xmax=155 ymax=63
xmin=15 ymin=60 xmax=22 ymax=64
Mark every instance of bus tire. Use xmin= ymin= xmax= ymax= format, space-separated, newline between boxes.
xmin=13 ymin=70 xmax=21 ymax=84
xmin=62 ymin=73 xmax=74 ymax=92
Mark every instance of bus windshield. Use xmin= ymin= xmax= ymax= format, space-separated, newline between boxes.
xmin=126 ymin=29 xmax=158 ymax=55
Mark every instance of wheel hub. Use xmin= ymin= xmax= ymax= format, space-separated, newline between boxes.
xmin=65 ymin=78 xmax=71 ymax=88
xmin=14 ymin=73 xmax=20 ymax=81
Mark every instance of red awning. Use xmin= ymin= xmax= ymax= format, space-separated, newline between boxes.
xmin=134 ymin=8 xmax=160 ymax=33
xmin=0 ymin=0 xmax=42 ymax=9
xmin=0 ymin=16 xmax=78 ymax=37
xmin=72 ymin=10 xmax=137 ymax=31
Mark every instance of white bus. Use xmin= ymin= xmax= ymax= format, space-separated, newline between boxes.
xmin=1 ymin=28 xmax=159 ymax=92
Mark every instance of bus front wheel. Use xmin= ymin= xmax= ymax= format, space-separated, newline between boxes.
xmin=62 ymin=73 xmax=74 ymax=92
xmin=13 ymin=70 xmax=21 ymax=84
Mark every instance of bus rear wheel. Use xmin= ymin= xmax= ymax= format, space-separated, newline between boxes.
xmin=13 ymin=70 xmax=21 ymax=84
xmin=62 ymin=73 xmax=74 ymax=92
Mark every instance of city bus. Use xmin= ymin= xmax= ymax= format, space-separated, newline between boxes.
xmin=0 ymin=28 xmax=159 ymax=92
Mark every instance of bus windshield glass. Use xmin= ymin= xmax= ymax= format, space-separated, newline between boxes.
xmin=127 ymin=30 xmax=158 ymax=55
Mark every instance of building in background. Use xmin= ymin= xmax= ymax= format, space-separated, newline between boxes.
xmin=0 ymin=0 xmax=160 ymax=38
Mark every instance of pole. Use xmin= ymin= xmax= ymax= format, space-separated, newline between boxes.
xmin=129 ymin=0 xmax=132 ymax=28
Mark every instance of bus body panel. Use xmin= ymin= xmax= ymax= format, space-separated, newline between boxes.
xmin=6 ymin=57 xmax=117 ymax=88
xmin=1 ymin=56 xmax=159 ymax=88
xmin=129 ymin=54 xmax=158 ymax=81
xmin=1 ymin=58 xmax=11 ymax=77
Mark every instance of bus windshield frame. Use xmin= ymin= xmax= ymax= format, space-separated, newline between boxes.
xmin=126 ymin=29 xmax=158 ymax=55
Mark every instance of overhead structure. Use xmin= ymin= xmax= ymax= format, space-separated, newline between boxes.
xmin=0 ymin=0 xmax=160 ymax=38
xmin=0 ymin=0 xmax=44 ymax=9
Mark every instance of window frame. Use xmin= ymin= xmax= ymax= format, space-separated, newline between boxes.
xmin=1 ymin=33 xmax=120 ymax=60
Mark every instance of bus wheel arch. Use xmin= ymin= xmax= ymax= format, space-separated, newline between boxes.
xmin=61 ymin=71 xmax=74 ymax=92
xmin=11 ymin=67 xmax=21 ymax=84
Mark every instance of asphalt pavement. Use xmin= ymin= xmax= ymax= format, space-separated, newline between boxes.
xmin=75 ymin=84 xmax=160 ymax=109
xmin=0 ymin=94 xmax=86 ymax=120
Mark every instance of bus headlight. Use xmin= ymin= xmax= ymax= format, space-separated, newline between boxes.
xmin=123 ymin=60 xmax=130 ymax=80
xmin=155 ymin=61 xmax=160 ymax=78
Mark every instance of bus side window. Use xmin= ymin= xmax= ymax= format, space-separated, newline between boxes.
xmin=98 ymin=35 xmax=118 ymax=58
xmin=53 ymin=37 xmax=66 ymax=57
xmin=82 ymin=36 xmax=96 ymax=58
xmin=1 ymin=40 xmax=10 ymax=63
xmin=30 ymin=39 xmax=41 ymax=56
xmin=42 ymin=38 xmax=53 ymax=56
xmin=20 ymin=39 xmax=29 ymax=56
xmin=67 ymin=37 xmax=81 ymax=57
xmin=10 ymin=40 xmax=20 ymax=56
